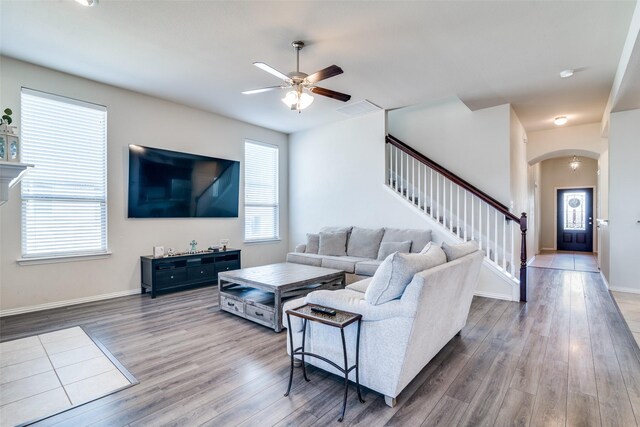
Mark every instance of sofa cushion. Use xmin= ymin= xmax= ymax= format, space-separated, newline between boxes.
xmin=365 ymin=245 xmax=447 ymax=305
xmin=377 ymin=241 xmax=412 ymax=260
xmin=321 ymin=256 xmax=369 ymax=274
xmin=347 ymin=227 xmax=385 ymax=258
xmin=305 ymin=233 xmax=320 ymax=254
xmin=347 ymin=277 xmax=373 ymax=293
xmin=286 ymin=252 xmax=323 ymax=267
xmin=442 ymin=240 xmax=478 ymax=261
xmin=355 ymin=260 xmax=383 ymax=276
xmin=382 ymin=228 xmax=432 ymax=253
xmin=318 ymin=231 xmax=348 ymax=256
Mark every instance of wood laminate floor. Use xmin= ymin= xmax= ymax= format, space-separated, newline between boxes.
xmin=1 ymin=267 xmax=639 ymax=426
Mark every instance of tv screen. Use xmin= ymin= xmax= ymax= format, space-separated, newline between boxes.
xmin=128 ymin=145 xmax=240 ymax=218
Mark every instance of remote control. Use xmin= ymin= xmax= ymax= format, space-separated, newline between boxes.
xmin=311 ymin=306 xmax=337 ymax=316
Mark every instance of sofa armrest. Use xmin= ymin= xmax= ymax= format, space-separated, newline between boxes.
xmin=294 ymin=244 xmax=307 ymax=253
xmin=305 ymin=289 xmax=412 ymax=321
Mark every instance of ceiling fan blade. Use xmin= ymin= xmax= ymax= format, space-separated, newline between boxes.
xmin=253 ymin=62 xmax=290 ymax=82
xmin=309 ymin=86 xmax=351 ymax=102
xmin=242 ymin=86 xmax=284 ymax=95
xmin=306 ymin=65 xmax=344 ymax=84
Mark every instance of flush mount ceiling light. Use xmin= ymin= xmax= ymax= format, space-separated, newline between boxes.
xmin=554 ymin=116 xmax=568 ymax=126
xmin=559 ymin=69 xmax=574 ymax=78
xmin=74 ymin=0 xmax=98 ymax=6
xmin=569 ymin=155 xmax=581 ymax=171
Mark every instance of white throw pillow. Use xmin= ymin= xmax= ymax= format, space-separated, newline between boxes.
xmin=442 ymin=240 xmax=478 ymax=262
xmin=419 ymin=241 xmax=432 ymax=254
xmin=365 ymin=244 xmax=447 ymax=305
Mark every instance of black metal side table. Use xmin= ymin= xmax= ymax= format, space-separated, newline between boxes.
xmin=284 ymin=303 xmax=365 ymax=422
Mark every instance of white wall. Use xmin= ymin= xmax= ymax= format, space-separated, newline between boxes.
xmin=289 ymin=111 xmax=430 ymax=239
xmin=0 ymin=57 xmax=289 ymax=314
xmin=387 ymin=99 xmax=512 ymax=206
xmin=538 ymin=157 xmax=598 ymax=250
xmin=597 ymin=149 xmax=610 ymax=280
xmin=608 ymin=109 xmax=640 ymax=292
xmin=509 ymin=107 xmax=529 ymax=216
xmin=531 ymin=162 xmax=542 ymax=254
xmin=527 ymin=123 xmax=608 ymax=164
xmin=289 ymin=111 xmax=516 ymax=300
xmin=509 ymin=108 xmax=535 ymax=262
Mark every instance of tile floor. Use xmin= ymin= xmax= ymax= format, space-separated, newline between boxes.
xmin=612 ymin=291 xmax=640 ymax=348
xmin=0 ymin=326 xmax=132 ymax=426
xmin=529 ymin=250 xmax=599 ymax=272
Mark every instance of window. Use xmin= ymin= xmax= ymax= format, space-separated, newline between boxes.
xmin=20 ymin=88 xmax=108 ymax=259
xmin=563 ymin=191 xmax=586 ymax=231
xmin=244 ymin=140 xmax=279 ymax=242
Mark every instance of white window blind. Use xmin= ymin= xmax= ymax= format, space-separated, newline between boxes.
xmin=21 ymin=88 xmax=108 ymax=259
xmin=244 ymin=140 xmax=279 ymax=242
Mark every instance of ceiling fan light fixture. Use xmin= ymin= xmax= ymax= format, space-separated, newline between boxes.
xmin=281 ymin=90 xmax=314 ymax=111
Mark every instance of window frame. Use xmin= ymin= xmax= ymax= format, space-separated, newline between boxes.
xmin=19 ymin=88 xmax=109 ymax=263
xmin=243 ymin=139 xmax=280 ymax=243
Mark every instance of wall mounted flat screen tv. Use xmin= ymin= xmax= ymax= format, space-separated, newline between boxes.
xmin=128 ymin=145 xmax=240 ymax=218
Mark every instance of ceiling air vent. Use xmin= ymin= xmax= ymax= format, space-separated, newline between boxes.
xmin=336 ymin=100 xmax=382 ymax=117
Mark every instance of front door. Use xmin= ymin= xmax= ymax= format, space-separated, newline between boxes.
xmin=557 ymin=188 xmax=593 ymax=252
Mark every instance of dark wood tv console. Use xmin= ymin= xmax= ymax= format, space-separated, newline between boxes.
xmin=140 ymin=249 xmax=241 ymax=298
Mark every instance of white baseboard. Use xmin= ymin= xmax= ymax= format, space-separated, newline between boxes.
xmin=541 ymin=247 xmax=556 ymax=251
xmin=0 ymin=289 xmax=140 ymax=317
xmin=474 ymin=290 xmax=514 ymax=302
xmin=609 ymin=286 xmax=640 ymax=295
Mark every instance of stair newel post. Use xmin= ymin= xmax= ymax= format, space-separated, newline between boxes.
xmin=519 ymin=212 xmax=528 ymax=302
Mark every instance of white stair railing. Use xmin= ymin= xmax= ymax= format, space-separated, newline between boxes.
xmin=386 ymin=135 xmax=528 ymax=301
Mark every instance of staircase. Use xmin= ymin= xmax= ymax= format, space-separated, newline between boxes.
xmin=386 ymin=135 xmax=528 ymax=302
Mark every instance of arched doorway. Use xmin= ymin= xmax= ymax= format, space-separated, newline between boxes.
xmin=528 ymin=150 xmax=600 ymax=272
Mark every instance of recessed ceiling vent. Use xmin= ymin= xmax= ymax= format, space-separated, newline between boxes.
xmin=336 ymin=100 xmax=382 ymax=117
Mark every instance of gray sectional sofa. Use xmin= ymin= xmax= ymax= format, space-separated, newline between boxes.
xmin=286 ymin=226 xmax=432 ymax=277
xmin=283 ymin=244 xmax=484 ymax=407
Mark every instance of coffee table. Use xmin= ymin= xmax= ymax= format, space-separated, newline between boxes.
xmin=217 ymin=263 xmax=346 ymax=332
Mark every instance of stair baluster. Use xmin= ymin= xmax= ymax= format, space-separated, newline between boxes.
xmin=385 ymin=135 xmax=528 ymax=302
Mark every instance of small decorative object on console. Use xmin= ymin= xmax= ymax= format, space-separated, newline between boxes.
xmin=208 ymin=245 xmax=221 ymax=252
xmin=189 ymin=240 xmax=198 ymax=252
xmin=220 ymin=239 xmax=229 ymax=251
xmin=153 ymin=246 xmax=165 ymax=258
xmin=167 ymin=247 xmax=176 ymax=256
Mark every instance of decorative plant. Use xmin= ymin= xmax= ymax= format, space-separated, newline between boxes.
xmin=1 ymin=108 xmax=12 ymax=125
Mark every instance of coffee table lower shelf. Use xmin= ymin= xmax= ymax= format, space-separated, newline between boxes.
xmin=217 ymin=263 xmax=346 ymax=332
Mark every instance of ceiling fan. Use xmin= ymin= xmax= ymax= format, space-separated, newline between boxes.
xmin=242 ymin=41 xmax=351 ymax=112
